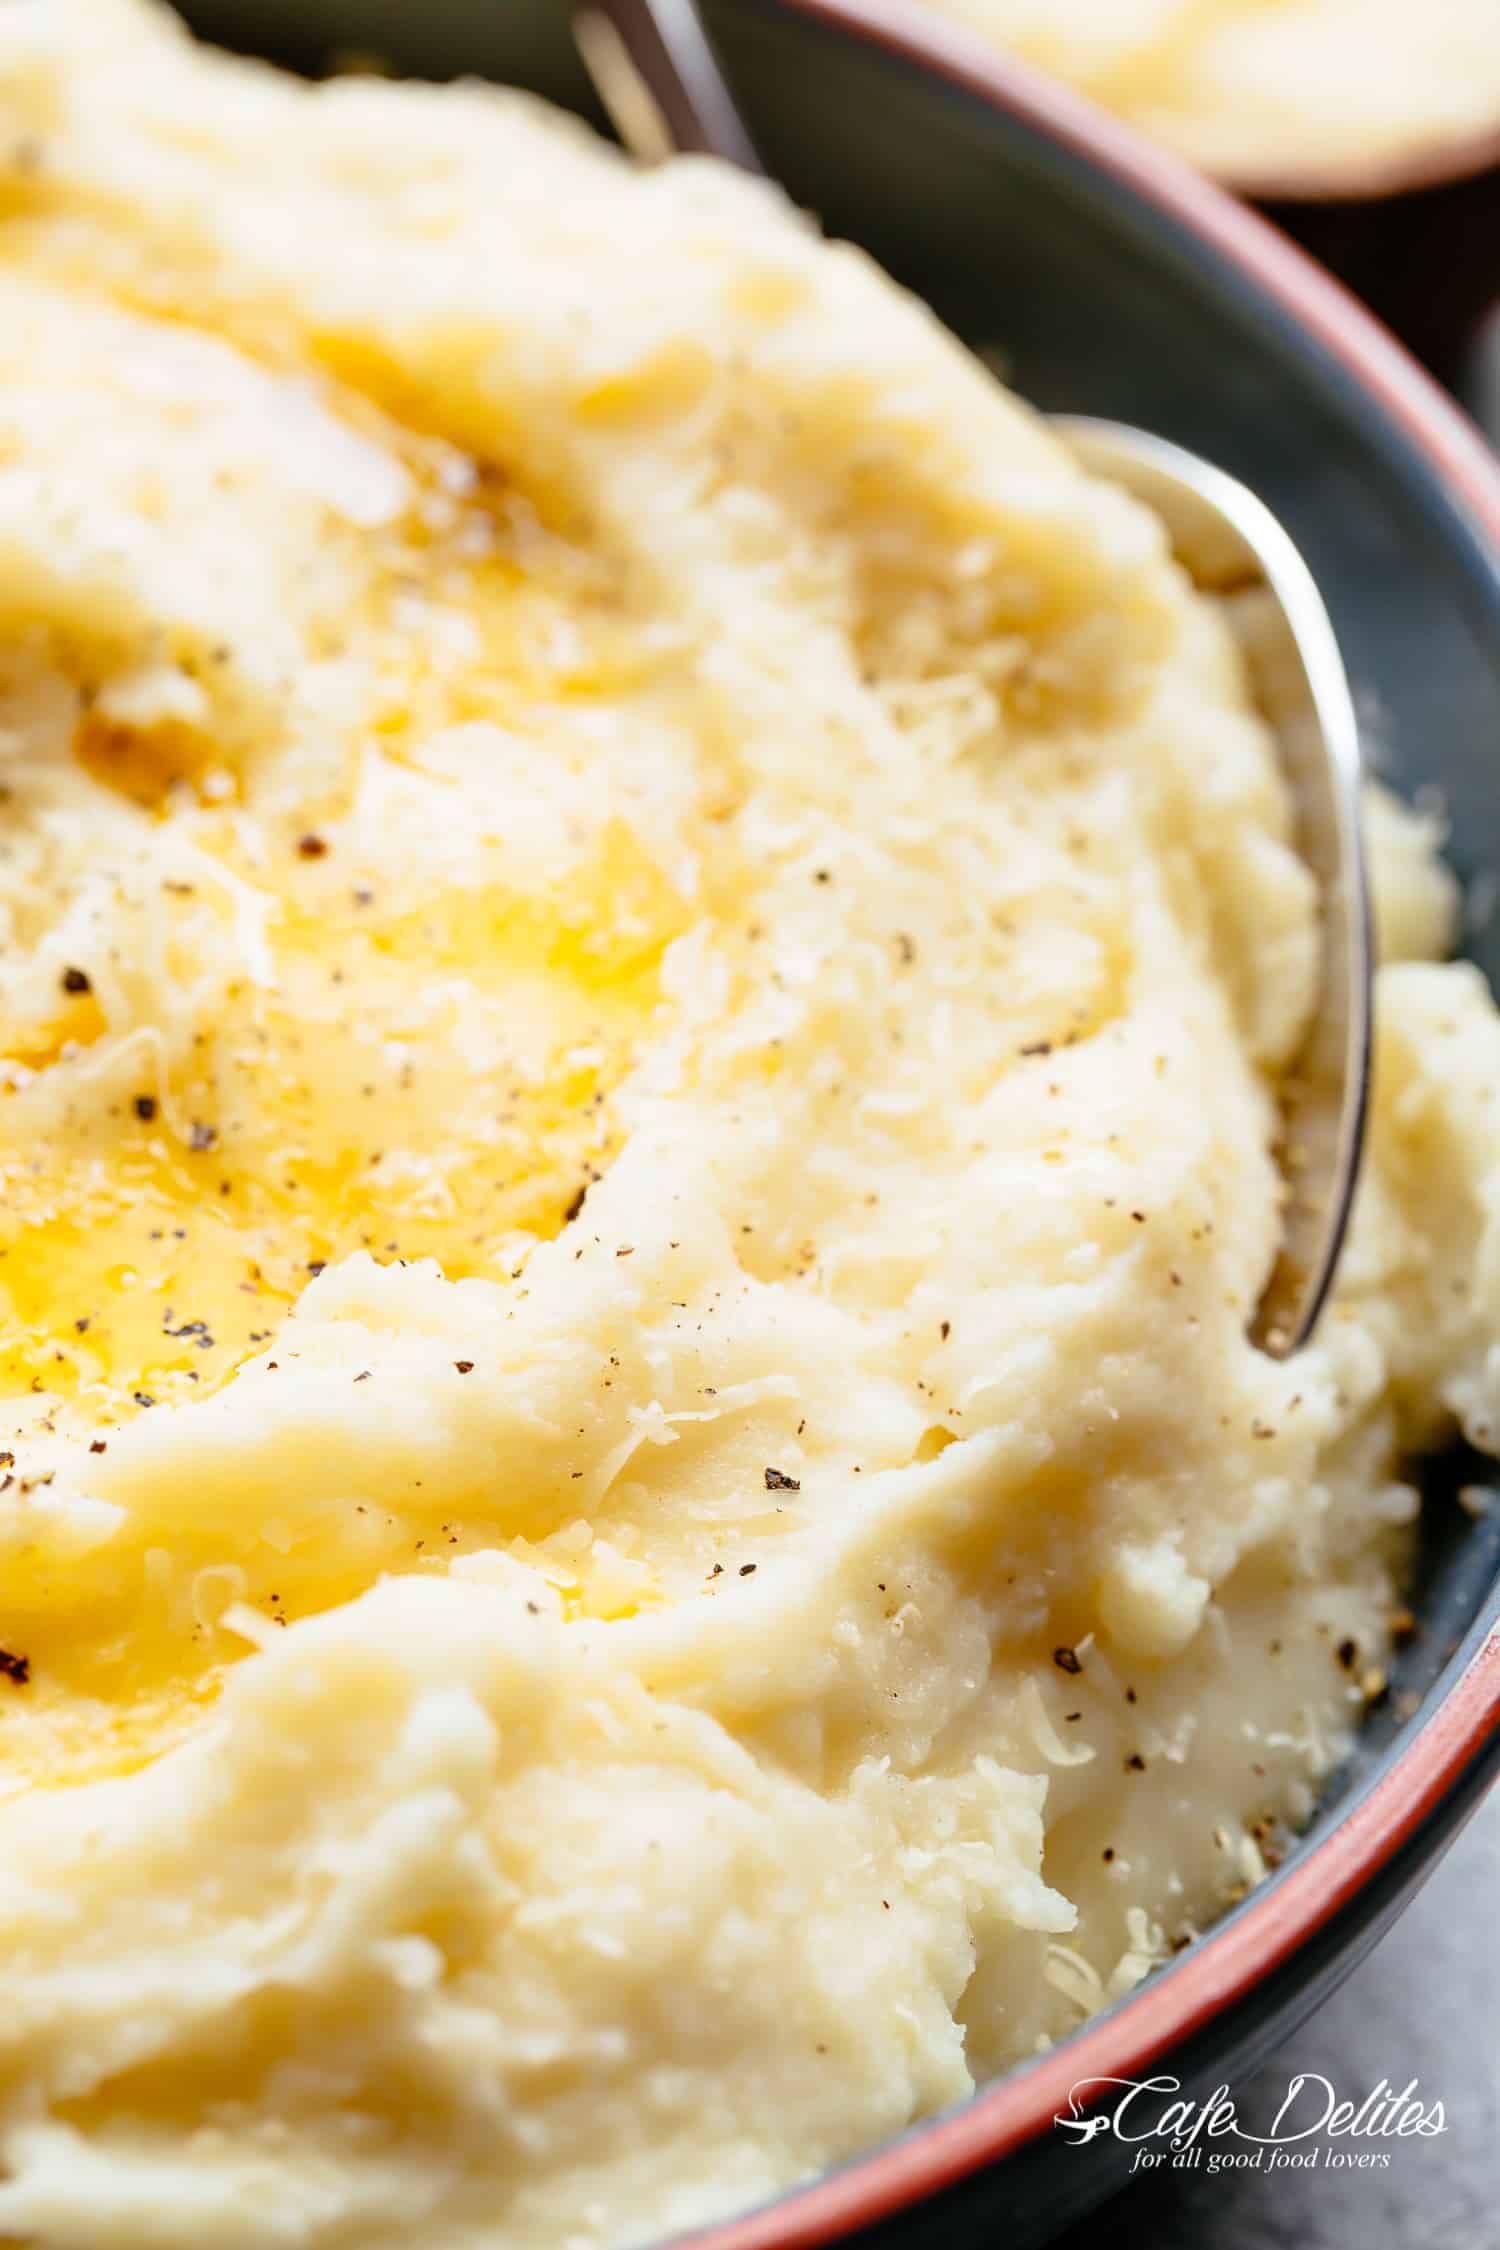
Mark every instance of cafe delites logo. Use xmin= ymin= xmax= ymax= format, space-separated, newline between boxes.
xmin=1055 ymin=2072 xmax=1449 ymax=2177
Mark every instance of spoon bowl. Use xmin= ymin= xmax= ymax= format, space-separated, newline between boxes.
xmin=1055 ymin=415 xmax=1370 ymax=1353
xmin=575 ymin=0 xmax=1372 ymax=1355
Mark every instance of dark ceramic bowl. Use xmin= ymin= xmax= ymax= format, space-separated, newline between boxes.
xmin=176 ymin=2 xmax=1500 ymax=2243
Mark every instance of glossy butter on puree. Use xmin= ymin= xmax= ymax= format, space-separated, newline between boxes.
xmin=0 ymin=5 xmax=1491 ymax=2245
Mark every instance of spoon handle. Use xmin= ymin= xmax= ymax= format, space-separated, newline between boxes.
xmin=574 ymin=0 xmax=762 ymax=172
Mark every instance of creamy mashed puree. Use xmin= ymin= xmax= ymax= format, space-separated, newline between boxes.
xmin=0 ymin=4 xmax=1494 ymax=2246
xmin=916 ymin=0 xmax=1500 ymax=187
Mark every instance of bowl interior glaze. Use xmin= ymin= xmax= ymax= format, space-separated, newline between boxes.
xmin=161 ymin=1 xmax=1500 ymax=2241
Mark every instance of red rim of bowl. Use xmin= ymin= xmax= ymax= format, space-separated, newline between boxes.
xmin=817 ymin=0 xmax=1500 ymax=204
xmin=681 ymin=3 xmax=1500 ymax=2244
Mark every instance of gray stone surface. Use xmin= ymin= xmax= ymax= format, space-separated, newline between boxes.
xmin=1053 ymin=1783 xmax=1500 ymax=2248
xmin=1054 ymin=346 xmax=1500 ymax=2250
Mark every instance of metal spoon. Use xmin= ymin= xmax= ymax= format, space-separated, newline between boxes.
xmin=572 ymin=0 xmax=1371 ymax=1357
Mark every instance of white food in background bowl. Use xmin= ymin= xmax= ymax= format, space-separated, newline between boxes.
xmin=0 ymin=4 xmax=1494 ymax=2246
xmin=914 ymin=0 xmax=1500 ymax=189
